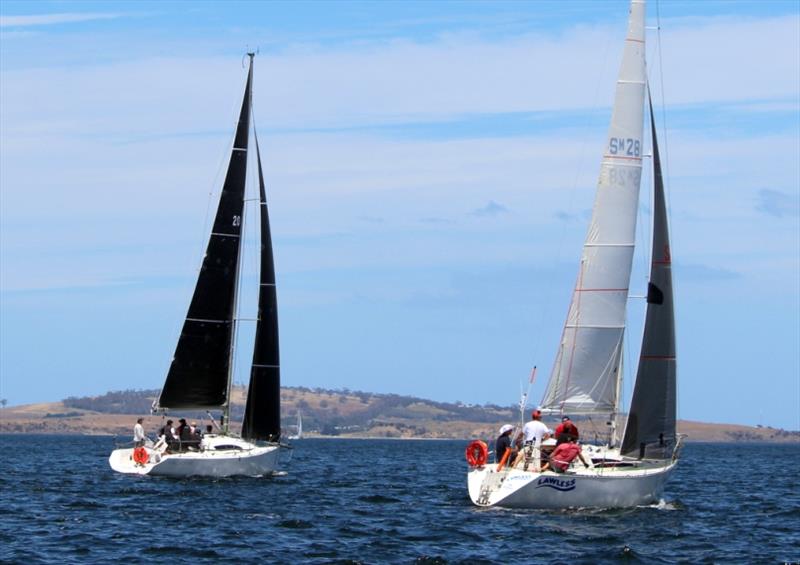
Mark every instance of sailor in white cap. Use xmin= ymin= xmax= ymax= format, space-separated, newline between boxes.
xmin=495 ymin=424 xmax=517 ymax=467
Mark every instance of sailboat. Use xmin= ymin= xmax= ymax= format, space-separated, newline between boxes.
xmin=288 ymin=410 xmax=303 ymax=440
xmin=109 ymin=53 xmax=286 ymax=477
xmin=467 ymin=0 xmax=684 ymax=508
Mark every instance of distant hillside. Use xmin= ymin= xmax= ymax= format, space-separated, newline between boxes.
xmin=1 ymin=386 xmax=798 ymax=443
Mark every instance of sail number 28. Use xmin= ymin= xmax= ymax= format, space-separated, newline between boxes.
xmin=608 ymin=137 xmax=640 ymax=157
xmin=232 ymin=215 xmax=241 ymax=227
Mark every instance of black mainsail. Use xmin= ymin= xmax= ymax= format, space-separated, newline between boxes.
xmin=621 ymin=95 xmax=677 ymax=458
xmin=156 ymin=55 xmax=281 ymax=438
xmin=242 ymin=134 xmax=281 ymax=441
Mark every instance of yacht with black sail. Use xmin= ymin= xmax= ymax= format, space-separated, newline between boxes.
xmin=466 ymin=0 xmax=684 ymax=508
xmin=109 ymin=53 xmax=286 ymax=477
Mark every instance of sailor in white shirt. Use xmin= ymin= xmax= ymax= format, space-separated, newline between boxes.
xmin=133 ymin=418 xmax=146 ymax=447
xmin=522 ymin=411 xmax=552 ymax=444
xmin=512 ymin=409 xmax=552 ymax=470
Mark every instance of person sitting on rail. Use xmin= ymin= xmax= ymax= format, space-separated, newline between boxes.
xmin=541 ymin=436 xmax=589 ymax=473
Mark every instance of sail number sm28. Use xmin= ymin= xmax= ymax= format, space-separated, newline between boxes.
xmin=609 ymin=137 xmax=641 ymax=157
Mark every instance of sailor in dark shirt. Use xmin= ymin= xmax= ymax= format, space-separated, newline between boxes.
xmin=160 ymin=419 xmax=178 ymax=452
xmin=495 ymin=424 xmax=517 ymax=467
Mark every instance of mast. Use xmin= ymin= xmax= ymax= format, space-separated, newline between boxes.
xmin=222 ymin=52 xmax=257 ymax=433
xmin=540 ymin=0 xmax=646 ymax=420
xmin=154 ymin=56 xmax=254 ymax=412
xmin=621 ymin=93 xmax=677 ymax=459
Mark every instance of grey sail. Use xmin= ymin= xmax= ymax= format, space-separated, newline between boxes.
xmin=621 ymin=94 xmax=676 ymax=459
xmin=155 ymin=59 xmax=253 ymax=410
xmin=539 ymin=0 xmax=646 ymax=418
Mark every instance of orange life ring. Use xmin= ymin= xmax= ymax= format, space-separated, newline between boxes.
xmin=465 ymin=440 xmax=488 ymax=467
xmin=133 ymin=446 xmax=149 ymax=465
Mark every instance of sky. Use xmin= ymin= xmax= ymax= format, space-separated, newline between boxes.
xmin=1 ymin=0 xmax=798 ymax=431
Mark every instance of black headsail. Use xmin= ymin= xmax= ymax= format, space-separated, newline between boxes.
xmin=241 ymin=132 xmax=281 ymax=441
xmin=621 ymin=94 xmax=677 ymax=459
xmin=156 ymin=59 xmax=254 ymax=410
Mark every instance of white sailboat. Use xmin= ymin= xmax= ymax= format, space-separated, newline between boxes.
xmin=467 ymin=0 xmax=684 ymax=509
xmin=288 ymin=410 xmax=303 ymax=440
xmin=109 ymin=54 xmax=286 ymax=477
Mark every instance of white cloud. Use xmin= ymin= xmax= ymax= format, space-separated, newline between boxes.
xmin=656 ymin=15 xmax=800 ymax=105
xmin=1 ymin=14 xmax=796 ymax=137
xmin=0 ymin=13 xmax=122 ymax=27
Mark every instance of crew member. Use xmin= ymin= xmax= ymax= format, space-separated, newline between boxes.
xmin=555 ymin=415 xmax=579 ymax=445
xmin=542 ymin=436 xmax=589 ymax=473
xmin=495 ymin=424 xmax=517 ymax=467
xmin=133 ymin=418 xmax=146 ymax=447
xmin=511 ymin=409 xmax=552 ymax=470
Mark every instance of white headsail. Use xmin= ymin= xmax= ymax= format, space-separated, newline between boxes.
xmin=541 ymin=1 xmax=646 ymax=416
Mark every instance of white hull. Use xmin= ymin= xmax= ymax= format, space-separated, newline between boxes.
xmin=468 ymin=457 xmax=676 ymax=509
xmin=109 ymin=435 xmax=281 ymax=478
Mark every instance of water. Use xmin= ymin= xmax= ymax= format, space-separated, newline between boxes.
xmin=1 ymin=436 xmax=798 ymax=564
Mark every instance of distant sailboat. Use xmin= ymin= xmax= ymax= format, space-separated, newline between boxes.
xmin=288 ymin=410 xmax=303 ymax=440
xmin=109 ymin=54 xmax=286 ymax=477
xmin=467 ymin=0 xmax=684 ymax=508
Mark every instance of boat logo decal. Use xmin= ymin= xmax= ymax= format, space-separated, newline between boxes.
xmin=535 ymin=476 xmax=576 ymax=492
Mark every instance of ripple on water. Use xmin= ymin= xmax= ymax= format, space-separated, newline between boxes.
xmin=358 ymin=494 xmax=402 ymax=504
xmin=2 ymin=437 xmax=799 ymax=563
xmin=277 ymin=519 xmax=314 ymax=529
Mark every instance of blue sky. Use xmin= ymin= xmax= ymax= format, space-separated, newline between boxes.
xmin=1 ymin=0 xmax=798 ymax=431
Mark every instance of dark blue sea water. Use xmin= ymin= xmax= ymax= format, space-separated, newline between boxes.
xmin=0 ymin=436 xmax=798 ymax=564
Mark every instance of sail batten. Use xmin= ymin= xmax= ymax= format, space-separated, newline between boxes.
xmin=540 ymin=0 xmax=646 ymax=417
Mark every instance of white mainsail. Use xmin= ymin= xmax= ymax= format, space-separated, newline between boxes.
xmin=541 ymin=0 xmax=646 ymax=416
